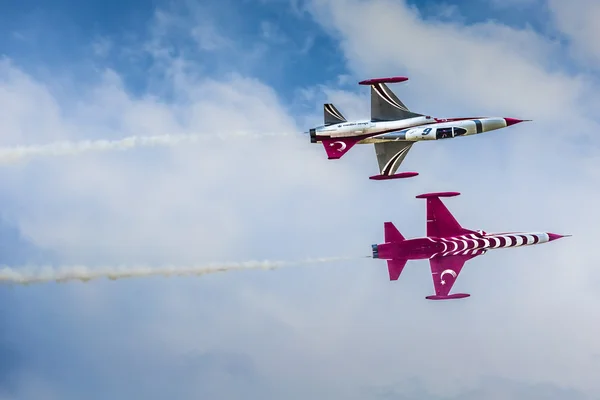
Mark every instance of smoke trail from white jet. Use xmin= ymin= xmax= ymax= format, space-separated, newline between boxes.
xmin=0 ymin=256 xmax=363 ymax=285
xmin=0 ymin=131 xmax=292 ymax=164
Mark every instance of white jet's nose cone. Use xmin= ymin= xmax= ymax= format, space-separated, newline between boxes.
xmin=504 ymin=118 xmax=531 ymax=126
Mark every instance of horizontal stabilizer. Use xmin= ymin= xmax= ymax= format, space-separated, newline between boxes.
xmin=321 ymin=138 xmax=360 ymax=159
xmin=384 ymin=222 xmax=405 ymax=243
xmin=387 ymin=259 xmax=407 ymax=281
xmin=425 ymin=293 xmax=470 ymax=300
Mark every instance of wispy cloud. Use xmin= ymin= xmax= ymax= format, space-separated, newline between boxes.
xmin=0 ymin=0 xmax=599 ymax=399
xmin=547 ymin=0 xmax=600 ymax=67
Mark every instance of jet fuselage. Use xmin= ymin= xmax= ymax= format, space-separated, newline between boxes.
xmin=311 ymin=116 xmax=523 ymax=144
xmin=373 ymin=231 xmax=565 ymax=260
xmin=371 ymin=191 xmax=569 ymax=300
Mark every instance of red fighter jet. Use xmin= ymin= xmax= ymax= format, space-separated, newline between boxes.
xmin=371 ymin=192 xmax=570 ymax=300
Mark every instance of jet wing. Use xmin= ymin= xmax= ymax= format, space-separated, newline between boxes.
xmin=359 ymin=77 xmax=423 ymax=122
xmin=418 ymin=193 xmax=477 ymax=238
xmin=374 ymin=141 xmax=414 ymax=177
xmin=426 ymin=254 xmax=479 ymax=300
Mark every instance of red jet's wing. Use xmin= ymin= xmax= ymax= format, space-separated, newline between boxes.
xmin=426 ymin=254 xmax=479 ymax=300
xmin=416 ymin=192 xmax=477 ymax=238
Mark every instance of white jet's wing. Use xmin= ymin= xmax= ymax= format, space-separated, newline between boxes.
xmin=368 ymin=82 xmax=423 ymax=122
xmin=374 ymin=141 xmax=414 ymax=177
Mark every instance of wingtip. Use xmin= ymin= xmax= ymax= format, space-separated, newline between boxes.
xmin=359 ymin=76 xmax=409 ymax=85
xmin=369 ymin=172 xmax=419 ymax=180
xmin=415 ymin=191 xmax=461 ymax=199
xmin=426 ymin=293 xmax=471 ymax=300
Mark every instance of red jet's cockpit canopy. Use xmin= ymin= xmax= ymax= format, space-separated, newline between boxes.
xmin=476 ymin=230 xmax=487 ymax=237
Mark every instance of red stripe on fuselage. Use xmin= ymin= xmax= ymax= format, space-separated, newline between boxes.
xmin=314 ymin=117 xmax=486 ymax=142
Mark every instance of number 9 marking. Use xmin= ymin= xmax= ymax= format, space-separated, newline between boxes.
xmin=422 ymin=128 xmax=432 ymax=136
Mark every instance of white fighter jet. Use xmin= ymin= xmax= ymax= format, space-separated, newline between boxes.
xmin=309 ymin=77 xmax=528 ymax=180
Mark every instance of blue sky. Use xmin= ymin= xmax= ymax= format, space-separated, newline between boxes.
xmin=0 ymin=0 xmax=347 ymax=106
xmin=1 ymin=0 xmax=600 ymax=399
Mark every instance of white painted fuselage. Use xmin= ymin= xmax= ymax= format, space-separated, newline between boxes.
xmin=313 ymin=116 xmax=515 ymax=143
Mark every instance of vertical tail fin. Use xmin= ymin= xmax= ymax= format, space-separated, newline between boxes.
xmin=324 ymin=103 xmax=347 ymax=126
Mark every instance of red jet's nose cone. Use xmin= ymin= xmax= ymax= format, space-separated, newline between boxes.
xmin=504 ymin=118 xmax=530 ymax=126
xmin=548 ymin=233 xmax=571 ymax=241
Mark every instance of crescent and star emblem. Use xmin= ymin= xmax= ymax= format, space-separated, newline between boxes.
xmin=329 ymin=141 xmax=347 ymax=152
xmin=440 ymin=269 xmax=457 ymax=285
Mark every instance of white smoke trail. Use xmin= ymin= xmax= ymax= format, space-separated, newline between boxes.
xmin=0 ymin=131 xmax=295 ymax=164
xmin=0 ymin=256 xmax=365 ymax=285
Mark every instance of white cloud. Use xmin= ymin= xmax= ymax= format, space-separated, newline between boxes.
xmin=547 ymin=0 xmax=600 ymax=67
xmin=2 ymin=1 xmax=600 ymax=399
xmin=0 ymin=61 xmax=370 ymax=266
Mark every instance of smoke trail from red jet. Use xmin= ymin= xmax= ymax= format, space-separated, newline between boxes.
xmin=0 ymin=131 xmax=294 ymax=164
xmin=0 ymin=256 xmax=362 ymax=285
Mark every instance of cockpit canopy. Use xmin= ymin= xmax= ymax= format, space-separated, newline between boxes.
xmin=436 ymin=127 xmax=467 ymax=139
